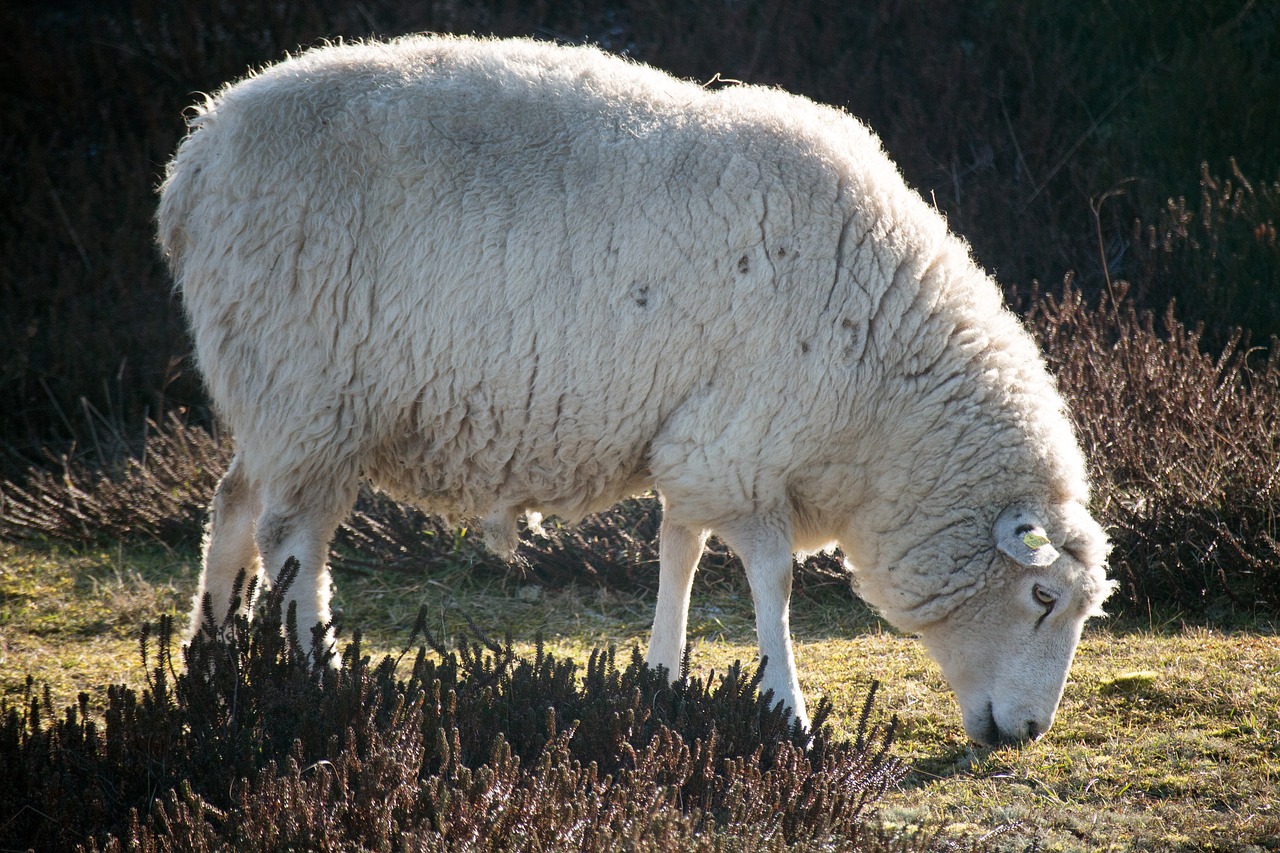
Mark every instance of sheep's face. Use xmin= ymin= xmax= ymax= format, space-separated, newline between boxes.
xmin=909 ymin=504 xmax=1115 ymax=746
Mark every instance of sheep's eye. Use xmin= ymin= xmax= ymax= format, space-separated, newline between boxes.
xmin=1032 ymin=585 xmax=1057 ymax=628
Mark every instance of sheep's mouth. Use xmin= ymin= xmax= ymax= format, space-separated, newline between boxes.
xmin=979 ymin=701 xmax=1001 ymax=747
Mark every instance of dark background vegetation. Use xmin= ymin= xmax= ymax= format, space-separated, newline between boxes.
xmin=2 ymin=1 xmax=1279 ymax=610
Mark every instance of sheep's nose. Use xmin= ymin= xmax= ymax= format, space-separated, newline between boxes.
xmin=998 ymin=718 xmax=1045 ymax=745
xmin=971 ymin=704 xmax=1050 ymax=746
xmin=981 ymin=703 xmax=1049 ymax=745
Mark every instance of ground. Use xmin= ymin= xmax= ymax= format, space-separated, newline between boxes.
xmin=1 ymin=541 xmax=1277 ymax=851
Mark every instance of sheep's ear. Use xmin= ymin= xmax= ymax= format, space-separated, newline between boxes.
xmin=993 ymin=507 xmax=1060 ymax=568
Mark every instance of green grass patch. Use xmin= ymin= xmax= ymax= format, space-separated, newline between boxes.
xmin=0 ymin=542 xmax=193 ymax=706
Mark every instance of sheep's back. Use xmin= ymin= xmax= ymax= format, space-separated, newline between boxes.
xmin=160 ymin=35 xmax=1025 ymax=526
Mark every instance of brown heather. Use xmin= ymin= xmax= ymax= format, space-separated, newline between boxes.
xmin=1030 ymin=281 xmax=1280 ymax=614
xmin=0 ymin=562 xmax=1015 ymax=853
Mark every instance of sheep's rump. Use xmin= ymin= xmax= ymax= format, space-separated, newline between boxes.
xmin=158 ymin=35 xmax=980 ymax=527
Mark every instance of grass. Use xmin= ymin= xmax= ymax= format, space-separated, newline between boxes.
xmin=0 ymin=543 xmax=191 ymax=705
xmin=2 ymin=540 xmax=1276 ymax=851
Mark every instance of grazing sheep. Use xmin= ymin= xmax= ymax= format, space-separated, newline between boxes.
xmin=158 ymin=34 xmax=1115 ymax=745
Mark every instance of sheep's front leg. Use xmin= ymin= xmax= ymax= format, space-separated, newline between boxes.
xmin=720 ymin=517 xmax=809 ymax=730
xmin=190 ymin=456 xmax=263 ymax=641
xmin=253 ymin=476 xmax=358 ymax=663
xmin=645 ymin=518 xmax=708 ymax=680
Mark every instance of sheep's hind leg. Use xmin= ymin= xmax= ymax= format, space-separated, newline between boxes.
xmin=254 ymin=476 xmax=359 ymax=663
xmin=189 ymin=456 xmax=263 ymax=641
xmin=645 ymin=516 xmax=709 ymax=681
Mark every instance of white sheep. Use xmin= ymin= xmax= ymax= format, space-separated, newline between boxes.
xmin=158 ymin=34 xmax=1114 ymax=745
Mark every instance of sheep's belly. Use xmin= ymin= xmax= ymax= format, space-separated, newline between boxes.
xmin=362 ymin=403 xmax=658 ymax=525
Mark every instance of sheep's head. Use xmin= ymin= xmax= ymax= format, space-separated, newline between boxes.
xmin=861 ymin=502 xmax=1115 ymax=746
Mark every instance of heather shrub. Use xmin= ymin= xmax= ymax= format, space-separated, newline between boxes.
xmin=1119 ymin=160 xmax=1280 ymax=343
xmin=0 ymin=415 xmax=849 ymax=596
xmin=0 ymin=411 xmax=225 ymax=545
xmin=0 ymin=563 xmax=1006 ymax=853
xmin=1031 ymin=282 xmax=1280 ymax=614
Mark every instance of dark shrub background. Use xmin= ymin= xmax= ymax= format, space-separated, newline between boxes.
xmin=4 ymin=0 xmax=1277 ymax=450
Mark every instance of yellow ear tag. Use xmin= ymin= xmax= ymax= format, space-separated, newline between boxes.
xmin=1022 ymin=531 xmax=1052 ymax=550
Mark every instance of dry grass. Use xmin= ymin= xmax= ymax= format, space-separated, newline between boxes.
xmin=0 ymin=544 xmax=191 ymax=703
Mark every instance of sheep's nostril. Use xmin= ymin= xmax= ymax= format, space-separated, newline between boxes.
xmin=988 ymin=715 xmax=1043 ymax=746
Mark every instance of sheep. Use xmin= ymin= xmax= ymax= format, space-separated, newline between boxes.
xmin=157 ymin=34 xmax=1115 ymax=746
